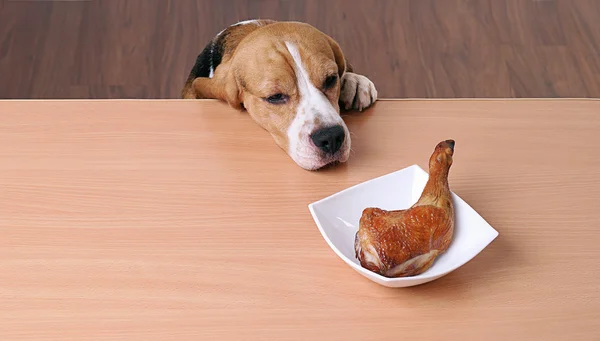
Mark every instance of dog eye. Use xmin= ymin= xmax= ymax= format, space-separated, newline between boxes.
xmin=323 ymin=75 xmax=338 ymax=90
xmin=265 ymin=93 xmax=289 ymax=104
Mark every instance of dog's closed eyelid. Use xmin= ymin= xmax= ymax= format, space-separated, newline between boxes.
xmin=264 ymin=93 xmax=289 ymax=104
xmin=323 ymin=75 xmax=338 ymax=90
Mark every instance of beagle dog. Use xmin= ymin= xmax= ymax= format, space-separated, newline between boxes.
xmin=182 ymin=19 xmax=377 ymax=170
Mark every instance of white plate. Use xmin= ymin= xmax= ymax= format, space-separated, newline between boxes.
xmin=308 ymin=164 xmax=498 ymax=287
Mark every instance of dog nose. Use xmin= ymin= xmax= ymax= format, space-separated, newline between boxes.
xmin=310 ymin=125 xmax=345 ymax=155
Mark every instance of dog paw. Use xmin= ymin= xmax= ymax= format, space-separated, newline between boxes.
xmin=339 ymin=72 xmax=378 ymax=111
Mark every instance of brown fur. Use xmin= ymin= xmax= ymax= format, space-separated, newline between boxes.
xmin=184 ymin=21 xmax=349 ymax=153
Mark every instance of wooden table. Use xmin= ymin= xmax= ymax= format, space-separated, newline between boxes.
xmin=1 ymin=99 xmax=598 ymax=340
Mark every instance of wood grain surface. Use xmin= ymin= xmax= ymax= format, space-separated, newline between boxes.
xmin=2 ymin=0 xmax=600 ymax=99
xmin=0 ymin=99 xmax=599 ymax=340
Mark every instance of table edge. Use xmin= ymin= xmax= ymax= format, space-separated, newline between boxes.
xmin=0 ymin=98 xmax=599 ymax=103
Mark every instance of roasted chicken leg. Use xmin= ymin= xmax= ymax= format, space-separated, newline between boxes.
xmin=354 ymin=140 xmax=456 ymax=278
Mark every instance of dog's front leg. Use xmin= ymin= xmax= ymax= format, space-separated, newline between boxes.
xmin=339 ymin=72 xmax=378 ymax=112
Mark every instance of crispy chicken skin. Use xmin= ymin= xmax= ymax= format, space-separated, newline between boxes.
xmin=354 ymin=140 xmax=456 ymax=278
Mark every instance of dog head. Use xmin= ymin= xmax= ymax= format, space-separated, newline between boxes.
xmin=188 ymin=21 xmax=357 ymax=170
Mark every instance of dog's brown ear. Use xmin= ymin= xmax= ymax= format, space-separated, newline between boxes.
xmin=224 ymin=71 xmax=243 ymax=110
xmin=326 ymin=36 xmax=347 ymax=77
xmin=192 ymin=72 xmax=243 ymax=110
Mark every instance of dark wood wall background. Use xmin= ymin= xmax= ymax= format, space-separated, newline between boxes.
xmin=1 ymin=0 xmax=599 ymax=99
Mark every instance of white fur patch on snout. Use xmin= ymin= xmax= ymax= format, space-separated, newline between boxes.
xmin=285 ymin=42 xmax=351 ymax=170
xmin=340 ymin=72 xmax=378 ymax=111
